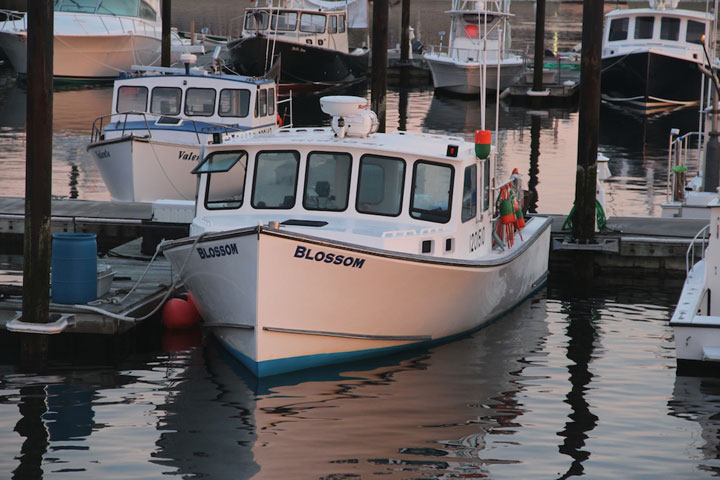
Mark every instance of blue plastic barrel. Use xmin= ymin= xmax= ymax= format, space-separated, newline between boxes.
xmin=51 ymin=233 xmax=98 ymax=304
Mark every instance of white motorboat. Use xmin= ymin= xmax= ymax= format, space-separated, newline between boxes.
xmin=86 ymin=55 xmax=282 ymax=202
xmin=670 ymin=198 xmax=720 ymax=371
xmin=0 ymin=0 xmax=186 ymax=81
xmin=422 ymin=0 xmax=524 ymax=95
xmin=601 ymin=0 xmax=718 ymax=113
xmin=158 ymin=95 xmax=551 ymax=377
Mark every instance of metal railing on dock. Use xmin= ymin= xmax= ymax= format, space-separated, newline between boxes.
xmin=666 ymin=129 xmax=704 ymax=203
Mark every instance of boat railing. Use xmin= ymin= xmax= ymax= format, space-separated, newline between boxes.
xmin=90 ymin=112 xmax=262 ymax=144
xmin=0 ymin=9 xmax=26 ymax=31
xmin=666 ymin=129 xmax=703 ymax=203
xmin=686 ymin=223 xmax=710 ymax=275
xmin=277 ymin=93 xmax=293 ymax=128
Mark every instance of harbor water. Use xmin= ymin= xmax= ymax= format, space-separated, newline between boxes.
xmin=0 ymin=1 xmax=719 ymax=478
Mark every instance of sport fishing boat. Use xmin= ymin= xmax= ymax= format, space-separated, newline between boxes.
xmin=158 ymin=95 xmax=552 ymax=377
xmin=86 ymin=54 xmax=282 ymax=202
xmin=226 ymin=0 xmax=369 ymax=87
xmin=0 ymin=0 xmax=185 ymax=81
xmin=422 ymin=0 xmax=524 ymax=95
xmin=670 ymin=198 xmax=720 ymax=371
xmin=601 ymin=0 xmax=718 ymax=113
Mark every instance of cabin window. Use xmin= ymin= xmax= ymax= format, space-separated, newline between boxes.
xmin=185 ymin=88 xmax=216 ymax=117
xmin=256 ymin=89 xmax=268 ymax=117
xmin=138 ymin=0 xmax=156 ymax=21
xmin=608 ymin=18 xmax=629 ymax=41
xmin=634 ymin=17 xmax=654 ymax=40
xmin=357 ymin=155 xmax=405 ymax=216
xmin=116 ymin=85 xmax=148 ymax=113
xmin=338 ymin=15 xmax=346 ymax=33
xmin=410 ymin=161 xmax=453 ymax=223
xmin=303 ymin=152 xmax=352 ymax=211
xmin=219 ymin=89 xmax=251 ymax=117
xmin=329 ymin=15 xmax=338 ymax=34
xmin=97 ymin=0 xmax=141 ymax=16
xmin=687 ymin=20 xmax=706 ymax=44
xmin=267 ymin=88 xmax=275 ymax=116
xmin=245 ymin=11 xmax=269 ymax=31
xmin=271 ymin=11 xmax=298 ymax=31
xmin=462 ymin=164 xmax=477 ymax=222
xmin=150 ymin=87 xmax=182 ymax=115
xmin=251 ymin=151 xmax=300 ymax=209
xmin=193 ymin=151 xmax=248 ymax=210
xmin=661 ymin=17 xmax=680 ymax=41
xmin=300 ymin=13 xmax=326 ymax=33
xmin=482 ymin=159 xmax=490 ymax=211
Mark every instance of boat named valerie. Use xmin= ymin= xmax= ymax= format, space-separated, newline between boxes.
xmin=601 ymin=0 xmax=718 ymax=113
xmin=86 ymin=55 xmax=281 ymax=202
xmin=159 ymin=96 xmax=552 ymax=377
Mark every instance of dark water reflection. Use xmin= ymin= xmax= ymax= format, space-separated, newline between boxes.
xmin=2 ymin=277 xmax=720 ymax=478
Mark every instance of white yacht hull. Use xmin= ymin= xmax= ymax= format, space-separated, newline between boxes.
xmin=88 ymin=136 xmax=203 ymax=202
xmin=423 ymin=54 xmax=524 ymax=94
xmin=162 ymin=216 xmax=551 ymax=377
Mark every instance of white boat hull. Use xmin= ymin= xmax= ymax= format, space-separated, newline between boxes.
xmin=423 ymin=54 xmax=524 ymax=94
xmin=88 ymin=136 xmax=203 ymax=202
xmin=162 ymin=216 xmax=551 ymax=377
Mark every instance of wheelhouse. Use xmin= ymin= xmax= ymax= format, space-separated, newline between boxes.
xmin=191 ymin=130 xmax=500 ymax=258
xmin=241 ymin=3 xmax=350 ymax=52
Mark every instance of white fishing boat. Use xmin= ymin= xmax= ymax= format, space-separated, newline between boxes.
xmin=0 ymin=0 xmax=186 ymax=81
xmin=158 ymin=95 xmax=551 ymax=377
xmin=670 ymin=198 xmax=720 ymax=371
xmin=86 ymin=54 xmax=282 ymax=202
xmin=422 ymin=0 xmax=524 ymax=94
xmin=601 ymin=0 xmax=718 ymax=113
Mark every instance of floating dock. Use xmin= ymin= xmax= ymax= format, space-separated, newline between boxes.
xmin=507 ymin=58 xmax=581 ymax=106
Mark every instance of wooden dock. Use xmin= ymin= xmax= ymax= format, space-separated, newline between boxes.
xmin=507 ymin=59 xmax=581 ymax=106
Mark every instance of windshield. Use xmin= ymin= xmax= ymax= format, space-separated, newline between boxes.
xmin=54 ymin=0 xmax=145 ymax=17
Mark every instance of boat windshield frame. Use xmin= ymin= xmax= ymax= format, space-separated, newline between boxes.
xmin=54 ymin=0 xmax=157 ymax=20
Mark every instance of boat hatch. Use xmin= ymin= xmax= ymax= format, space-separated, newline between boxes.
xmin=156 ymin=116 xmax=184 ymax=126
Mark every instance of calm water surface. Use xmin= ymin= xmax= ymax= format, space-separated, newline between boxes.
xmin=0 ymin=2 xmax=719 ymax=479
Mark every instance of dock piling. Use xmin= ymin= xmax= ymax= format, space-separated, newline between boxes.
xmin=371 ymin=0 xmax=388 ymax=132
xmin=162 ymin=0 xmax=171 ymax=67
xmin=531 ymin=0 xmax=546 ymax=95
xmin=400 ymin=0 xmax=410 ymax=63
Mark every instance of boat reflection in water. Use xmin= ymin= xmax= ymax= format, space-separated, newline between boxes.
xmin=151 ymin=294 xmax=550 ymax=478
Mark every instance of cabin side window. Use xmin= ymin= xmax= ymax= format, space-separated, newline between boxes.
xmin=687 ymin=20 xmax=706 ymax=44
xmin=150 ymin=87 xmax=182 ymax=115
xmin=219 ymin=89 xmax=251 ymax=117
xmin=660 ymin=17 xmax=680 ymax=41
xmin=97 ymin=0 xmax=141 ymax=16
xmin=356 ymin=155 xmax=405 ymax=217
xmin=116 ymin=86 xmax=148 ymax=113
xmin=410 ymin=161 xmax=454 ymax=224
xmin=482 ymin=159 xmax=490 ymax=211
xmin=338 ymin=15 xmax=346 ymax=33
xmin=303 ymin=152 xmax=352 ymax=211
xmin=329 ymin=15 xmax=338 ymax=34
xmin=267 ymin=88 xmax=275 ymax=116
xmin=462 ymin=164 xmax=477 ymax=222
xmin=193 ymin=151 xmax=248 ymax=210
xmin=634 ymin=17 xmax=654 ymax=40
xmin=251 ymin=151 xmax=300 ymax=209
xmin=608 ymin=18 xmax=629 ymax=42
xmin=300 ymin=13 xmax=326 ymax=33
xmin=255 ymin=89 xmax=268 ymax=117
xmin=138 ymin=0 xmax=156 ymax=21
xmin=271 ymin=11 xmax=298 ymax=31
xmin=185 ymin=88 xmax=216 ymax=117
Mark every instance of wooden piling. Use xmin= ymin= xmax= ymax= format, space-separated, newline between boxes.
xmin=572 ymin=0 xmax=603 ymax=245
xmin=21 ymin=0 xmax=54 ymax=361
xmin=371 ymin=0 xmax=388 ymax=132
xmin=531 ymin=0 xmax=546 ymax=93
xmin=162 ymin=0 xmax=172 ymax=67
xmin=400 ymin=0 xmax=410 ymax=63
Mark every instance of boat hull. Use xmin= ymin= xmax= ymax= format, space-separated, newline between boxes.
xmin=0 ymin=32 xmax=161 ymax=80
xmin=423 ymin=54 xmax=524 ymax=94
xmin=601 ymin=50 xmax=702 ymax=111
xmin=162 ymin=217 xmax=551 ymax=377
xmin=227 ymin=36 xmax=368 ymax=85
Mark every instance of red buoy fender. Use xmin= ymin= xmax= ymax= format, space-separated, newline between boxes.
xmin=162 ymin=297 xmax=201 ymax=330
